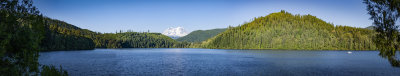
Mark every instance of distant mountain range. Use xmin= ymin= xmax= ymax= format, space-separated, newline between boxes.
xmin=177 ymin=28 xmax=226 ymax=42
xmin=162 ymin=27 xmax=189 ymax=39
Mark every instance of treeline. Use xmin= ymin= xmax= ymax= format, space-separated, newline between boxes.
xmin=40 ymin=18 xmax=190 ymax=49
xmin=39 ymin=18 xmax=189 ymax=49
xmin=95 ymin=32 xmax=189 ymax=48
xmin=201 ymin=11 xmax=377 ymax=50
xmin=40 ymin=18 xmax=96 ymax=51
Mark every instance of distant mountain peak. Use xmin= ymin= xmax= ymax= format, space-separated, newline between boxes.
xmin=162 ymin=27 xmax=189 ymax=38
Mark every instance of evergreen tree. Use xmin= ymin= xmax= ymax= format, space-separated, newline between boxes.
xmin=364 ymin=0 xmax=400 ymax=67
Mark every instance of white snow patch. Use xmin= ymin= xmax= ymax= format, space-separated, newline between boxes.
xmin=162 ymin=27 xmax=189 ymax=37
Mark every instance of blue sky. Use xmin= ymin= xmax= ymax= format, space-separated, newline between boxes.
xmin=34 ymin=0 xmax=372 ymax=33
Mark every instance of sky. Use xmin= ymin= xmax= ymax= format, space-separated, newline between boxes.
xmin=34 ymin=0 xmax=373 ymax=33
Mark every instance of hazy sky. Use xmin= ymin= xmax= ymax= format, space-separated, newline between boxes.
xmin=34 ymin=0 xmax=373 ymax=33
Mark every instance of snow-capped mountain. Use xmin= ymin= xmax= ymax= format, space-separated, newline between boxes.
xmin=162 ymin=27 xmax=189 ymax=39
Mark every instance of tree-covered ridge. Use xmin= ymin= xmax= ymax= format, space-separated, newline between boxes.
xmin=38 ymin=17 xmax=188 ymax=49
xmin=40 ymin=18 xmax=97 ymax=51
xmin=177 ymin=28 xmax=226 ymax=42
xmin=201 ymin=11 xmax=376 ymax=50
xmin=95 ymin=32 xmax=188 ymax=48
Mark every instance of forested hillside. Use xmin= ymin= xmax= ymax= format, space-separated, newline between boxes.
xmin=95 ymin=32 xmax=189 ymax=48
xmin=177 ymin=28 xmax=226 ymax=42
xmin=39 ymin=18 xmax=188 ymax=49
xmin=40 ymin=18 xmax=97 ymax=51
xmin=201 ymin=11 xmax=377 ymax=50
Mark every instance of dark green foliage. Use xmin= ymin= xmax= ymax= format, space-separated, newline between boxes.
xmin=95 ymin=32 xmax=188 ymax=48
xmin=37 ymin=16 xmax=188 ymax=49
xmin=364 ymin=0 xmax=400 ymax=67
xmin=37 ymin=17 xmax=188 ymax=49
xmin=0 ymin=0 xmax=70 ymax=75
xmin=40 ymin=18 xmax=96 ymax=51
xmin=202 ymin=11 xmax=376 ymax=50
xmin=0 ymin=0 xmax=44 ymax=75
xmin=177 ymin=28 xmax=226 ymax=42
xmin=41 ymin=65 xmax=68 ymax=76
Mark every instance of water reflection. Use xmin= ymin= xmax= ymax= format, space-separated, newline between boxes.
xmin=39 ymin=48 xmax=400 ymax=76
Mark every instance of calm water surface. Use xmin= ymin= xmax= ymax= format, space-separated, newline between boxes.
xmin=39 ymin=48 xmax=400 ymax=76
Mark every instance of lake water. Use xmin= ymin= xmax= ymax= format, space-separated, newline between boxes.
xmin=39 ymin=48 xmax=400 ymax=76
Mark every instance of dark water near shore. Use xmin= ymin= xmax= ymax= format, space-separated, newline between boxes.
xmin=39 ymin=48 xmax=400 ymax=76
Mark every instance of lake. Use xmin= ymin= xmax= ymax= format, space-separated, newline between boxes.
xmin=39 ymin=48 xmax=400 ymax=76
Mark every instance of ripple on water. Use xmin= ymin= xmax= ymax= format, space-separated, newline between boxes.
xmin=39 ymin=48 xmax=400 ymax=76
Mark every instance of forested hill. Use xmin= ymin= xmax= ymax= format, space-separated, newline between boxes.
xmin=40 ymin=18 xmax=98 ymax=51
xmin=201 ymin=11 xmax=376 ymax=50
xmin=95 ymin=32 xmax=188 ymax=48
xmin=39 ymin=17 xmax=188 ymax=51
xmin=177 ymin=28 xmax=226 ymax=42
